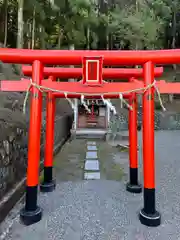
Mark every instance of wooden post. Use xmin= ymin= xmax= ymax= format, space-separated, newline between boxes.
xmin=139 ymin=61 xmax=161 ymax=227
xmin=40 ymin=76 xmax=56 ymax=192
xmin=126 ymin=93 xmax=142 ymax=193
xmin=20 ymin=60 xmax=43 ymax=225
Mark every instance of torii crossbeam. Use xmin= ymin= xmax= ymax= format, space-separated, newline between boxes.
xmin=0 ymin=78 xmax=178 ymax=94
xmin=22 ymin=65 xmax=164 ymax=79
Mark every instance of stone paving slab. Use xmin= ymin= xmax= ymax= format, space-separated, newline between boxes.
xmin=4 ymin=131 xmax=180 ymax=240
xmin=87 ymin=141 xmax=96 ymax=145
xmin=86 ymin=151 xmax=98 ymax=159
xmin=84 ymin=172 xmax=101 ymax=180
xmin=85 ymin=160 xmax=99 ymax=171
xmin=87 ymin=145 xmax=97 ymax=151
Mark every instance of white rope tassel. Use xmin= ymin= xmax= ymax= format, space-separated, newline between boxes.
xmin=102 ymin=96 xmax=117 ymax=115
xmin=81 ymin=95 xmax=91 ymax=113
xmin=119 ymin=93 xmax=123 ymax=108
xmin=154 ymin=79 xmax=166 ymax=112
xmin=64 ymin=93 xmax=76 ymax=110
xmin=119 ymin=93 xmax=133 ymax=111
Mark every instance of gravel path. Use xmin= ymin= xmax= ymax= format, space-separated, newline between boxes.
xmin=2 ymin=131 xmax=180 ymax=240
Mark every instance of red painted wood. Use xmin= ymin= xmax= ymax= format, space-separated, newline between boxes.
xmin=1 ymin=48 xmax=180 ymax=65
xmin=82 ymin=56 xmax=103 ymax=85
xmin=143 ymin=61 xmax=155 ymax=189
xmin=1 ymin=78 xmax=180 ymax=94
xmin=0 ymin=80 xmax=143 ymax=93
xmin=26 ymin=60 xmax=43 ymax=187
xmin=22 ymin=66 xmax=164 ymax=78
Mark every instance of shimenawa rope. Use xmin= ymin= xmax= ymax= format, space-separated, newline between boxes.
xmin=23 ymin=78 xmax=166 ymax=114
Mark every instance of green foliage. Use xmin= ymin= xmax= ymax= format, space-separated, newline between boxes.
xmin=109 ymin=1 xmax=165 ymax=50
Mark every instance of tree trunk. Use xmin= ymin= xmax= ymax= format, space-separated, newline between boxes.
xmin=3 ymin=0 xmax=8 ymax=47
xmin=17 ymin=0 xmax=24 ymax=48
xmin=31 ymin=7 xmax=36 ymax=49
xmin=57 ymin=12 xmax=63 ymax=50
xmin=171 ymin=7 xmax=177 ymax=71
xmin=135 ymin=0 xmax=139 ymax=68
xmin=39 ymin=25 xmax=45 ymax=49
xmin=57 ymin=33 xmax=61 ymax=49
xmin=169 ymin=7 xmax=177 ymax=103
xmin=86 ymin=26 xmax=90 ymax=50
xmin=97 ymin=0 xmax=108 ymax=50
xmin=69 ymin=44 xmax=75 ymax=82
xmin=57 ymin=26 xmax=63 ymax=49
xmin=27 ymin=22 xmax=32 ymax=49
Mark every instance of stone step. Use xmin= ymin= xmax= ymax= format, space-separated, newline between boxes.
xmin=87 ymin=145 xmax=97 ymax=151
xmin=71 ymin=129 xmax=107 ymax=140
xmin=84 ymin=172 xmax=100 ymax=180
xmin=75 ymin=134 xmax=105 ymax=140
xmin=85 ymin=160 xmax=99 ymax=171
xmin=86 ymin=151 xmax=98 ymax=159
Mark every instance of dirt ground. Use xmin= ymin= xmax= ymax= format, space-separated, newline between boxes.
xmin=53 ymin=138 xmax=126 ymax=182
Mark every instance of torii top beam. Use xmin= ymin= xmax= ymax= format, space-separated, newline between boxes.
xmin=22 ymin=66 xmax=163 ymax=78
xmin=0 ymin=48 xmax=180 ymax=65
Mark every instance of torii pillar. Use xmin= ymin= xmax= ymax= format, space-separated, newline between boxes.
xmin=139 ymin=61 xmax=161 ymax=227
xmin=40 ymin=76 xmax=56 ymax=192
xmin=20 ymin=60 xmax=43 ymax=225
xmin=126 ymin=92 xmax=142 ymax=193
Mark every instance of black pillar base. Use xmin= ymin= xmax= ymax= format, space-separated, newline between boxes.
xmin=20 ymin=206 xmax=42 ymax=226
xmin=126 ymin=182 xmax=142 ymax=193
xmin=127 ymin=168 xmax=142 ymax=193
xmin=139 ymin=209 xmax=161 ymax=227
xmin=40 ymin=166 xmax=56 ymax=192
xmin=139 ymin=188 xmax=161 ymax=227
xmin=40 ymin=180 xmax=56 ymax=193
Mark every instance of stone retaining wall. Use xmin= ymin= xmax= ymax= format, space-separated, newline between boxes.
xmin=0 ymin=113 xmax=73 ymax=202
xmin=109 ymin=111 xmax=180 ymax=132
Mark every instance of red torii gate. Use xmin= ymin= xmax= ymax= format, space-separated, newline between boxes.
xmin=22 ymin=64 xmax=163 ymax=197
xmin=0 ymin=49 xmax=180 ymax=228
xmin=22 ymin=64 xmax=164 ymax=193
